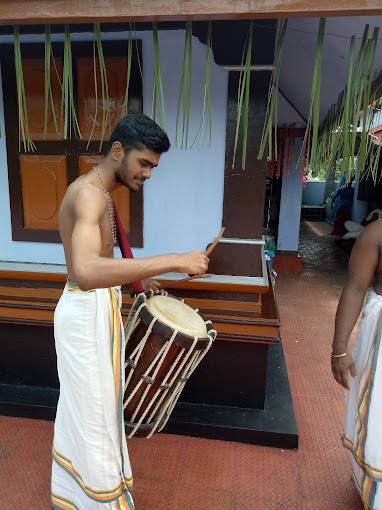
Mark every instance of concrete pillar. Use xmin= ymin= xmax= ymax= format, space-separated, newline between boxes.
xmin=277 ymin=139 xmax=304 ymax=253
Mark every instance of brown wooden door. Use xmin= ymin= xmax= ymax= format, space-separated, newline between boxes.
xmin=2 ymin=40 xmax=143 ymax=246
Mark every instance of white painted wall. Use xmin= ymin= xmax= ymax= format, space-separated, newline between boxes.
xmin=0 ymin=29 xmax=228 ymax=264
xmin=301 ymin=180 xmax=325 ymax=206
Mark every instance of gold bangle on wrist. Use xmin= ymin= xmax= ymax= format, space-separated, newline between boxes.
xmin=331 ymin=351 xmax=347 ymax=358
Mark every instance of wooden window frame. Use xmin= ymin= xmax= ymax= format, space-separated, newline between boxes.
xmin=1 ymin=39 xmax=144 ymax=247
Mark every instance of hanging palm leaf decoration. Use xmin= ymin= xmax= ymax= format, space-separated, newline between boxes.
xmin=61 ymin=24 xmax=81 ymax=140
xmin=86 ymin=26 xmax=99 ymax=149
xmin=86 ymin=23 xmax=110 ymax=151
xmin=314 ymin=91 xmax=344 ymax=177
xmin=352 ymin=27 xmax=379 ymax=181
xmin=133 ymin=22 xmax=143 ymax=83
xmin=191 ymin=21 xmax=213 ymax=149
xmin=232 ymin=20 xmax=253 ymax=170
xmin=151 ymin=22 xmax=166 ymax=129
xmin=340 ymin=31 xmax=365 ymax=179
xmin=87 ymin=23 xmax=111 ymax=150
xmin=258 ymin=19 xmax=288 ymax=162
xmin=96 ymin=23 xmax=111 ymax=151
xmin=365 ymin=75 xmax=382 ymax=183
xmin=44 ymin=25 xmax=60 ymax=140
xmin=14 ymin=25 xmax=36 ymax=152
xmin=316 ymin=25 xmax=380 ymax=182
xmin=175 ymin=21 xmax=192 ymax=149
xmin=298 ymin=18 xmax=326 ymax=171
xmin=123 ymin=22 xmax=133 ymax=116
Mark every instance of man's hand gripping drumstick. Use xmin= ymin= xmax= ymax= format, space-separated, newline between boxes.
xmin=142 ymin=251 xmax=209 ymax=295
xmin=155 ymin=227 xmax=225 ymax=292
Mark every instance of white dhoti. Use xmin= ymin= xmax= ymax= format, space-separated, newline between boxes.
xmin=343 ymin=290 xmax=382 ymax=510
xmin=51 ymin=281 xmax=134 ymax=510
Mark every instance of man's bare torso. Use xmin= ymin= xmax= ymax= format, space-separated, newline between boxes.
xmin=365 ymin=219 xmax=382 ymax=295
xmin=59 ymin=172 xmax=115 ymax=282
xmin=374 ymin=252 xmax=382 ymax=296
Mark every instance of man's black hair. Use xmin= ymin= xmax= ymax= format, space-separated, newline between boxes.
xmin=105 ymin=113 xmax=170 ymax=156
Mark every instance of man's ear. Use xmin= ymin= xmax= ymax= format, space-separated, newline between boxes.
xmin=111 ymin=141 xmax=124 ymax=161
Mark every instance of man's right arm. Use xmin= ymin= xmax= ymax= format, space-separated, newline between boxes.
xmin=331 ymin=221 xmax=380 ymax=388
xmin=71 ymin=187 xmax=209 ymax=291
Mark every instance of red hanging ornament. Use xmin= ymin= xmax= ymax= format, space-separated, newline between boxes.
xmin=276 ymin=128 xmax=284 ymax=179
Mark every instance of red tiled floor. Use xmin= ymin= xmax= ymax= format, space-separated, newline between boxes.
xmin=132 ymin=478 xmax=175 ymax=510
xmin=237 ymin=446 xmax=299 ymax=500
xmin=297 ymin=452 xmax=361 ymax=508
xmin=169 ymin=486 xmax=235 ymax=510
xmin=0 ymin=221 xmax=368 ymax=509
xmin=176 ymin=438 xmax=240 ymax=492
xmin=128 ymin=433 xmax=184 ymax=483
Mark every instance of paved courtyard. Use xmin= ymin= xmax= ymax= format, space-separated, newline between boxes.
xmin=0 ymin=221 xmax=364 ymax=509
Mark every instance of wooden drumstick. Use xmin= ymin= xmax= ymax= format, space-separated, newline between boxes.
xmin=157 ymin=274 xmax=211 ymax=291
xmin=204 ymin=227 xmax=225 ymax=257
xmin=158 ymin=227 xmax=225 ymax=291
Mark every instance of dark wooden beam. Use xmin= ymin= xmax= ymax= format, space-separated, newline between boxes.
xmin=0 ymin=0 xmax=381 ymax=25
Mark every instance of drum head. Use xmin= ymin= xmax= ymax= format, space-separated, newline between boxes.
xmin=145 ymin=295 xmax=208 ymax=338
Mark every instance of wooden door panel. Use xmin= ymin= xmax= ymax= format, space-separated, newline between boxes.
xmin=23 ymin=58 xmax=63 ymax=140
xmin=77 ymin=57 xmax=128 ymax=140
xmin=3 ymin=40 xmax=142 ymax=245
xmin=20 ymin=155 xmax=67 ymax=229
xmin=79 ymin=154 xmax=130 ymax=232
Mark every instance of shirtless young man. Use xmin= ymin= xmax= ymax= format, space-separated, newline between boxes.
xmin=331 ymin=219 xmax=382 ymax=509
xmin=51 ymin=114 xmax=209 ymax=510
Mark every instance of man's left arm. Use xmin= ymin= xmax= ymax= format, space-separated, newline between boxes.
xmin=331 ymin=222 xmax=380 ymax=389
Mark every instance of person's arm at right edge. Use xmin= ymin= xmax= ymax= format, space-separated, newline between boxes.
xmin=71 ymin=187 xmax=209 ymax=291
xmin=331 ymin=221 xmax=380 ymax=389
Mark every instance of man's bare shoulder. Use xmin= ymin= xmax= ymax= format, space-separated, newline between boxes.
xmin=352 ymin=220 xmax=382 ymax=254
xmin=62 ymin=178 xmax=106 ymax=220
xmin=360 ymin=219 xmax=382 ymax=239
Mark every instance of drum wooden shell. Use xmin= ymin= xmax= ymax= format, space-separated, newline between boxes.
xmin=124 ymin=292 xmax=215 ymax=438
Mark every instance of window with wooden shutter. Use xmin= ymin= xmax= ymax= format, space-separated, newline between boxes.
xmin=1 ymin=39 xmax=143 ymax=247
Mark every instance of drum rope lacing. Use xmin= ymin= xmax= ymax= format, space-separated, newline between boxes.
xmin=123 ymin=289 xmax=217 ymax=438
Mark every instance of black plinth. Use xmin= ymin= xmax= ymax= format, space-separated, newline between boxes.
xmin=179 ymin=340 xmax=268 ymax=410
xmin=0 ymin=323 xmax=298 ymax=449
xmin=164 ymin=340 xmax=298 ymax=449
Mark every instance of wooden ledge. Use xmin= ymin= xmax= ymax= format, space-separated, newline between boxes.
xmin=0 ymin=270 xmax=67 ymax=283
xmin=0 ymin=1 xmax=381 ymax=24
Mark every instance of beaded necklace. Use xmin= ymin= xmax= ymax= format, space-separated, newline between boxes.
xmin=93 ymin=166 xmax=117 ymax=245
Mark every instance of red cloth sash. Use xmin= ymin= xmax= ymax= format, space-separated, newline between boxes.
xmin=113 ymin=203 xmax=144 ymax=294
